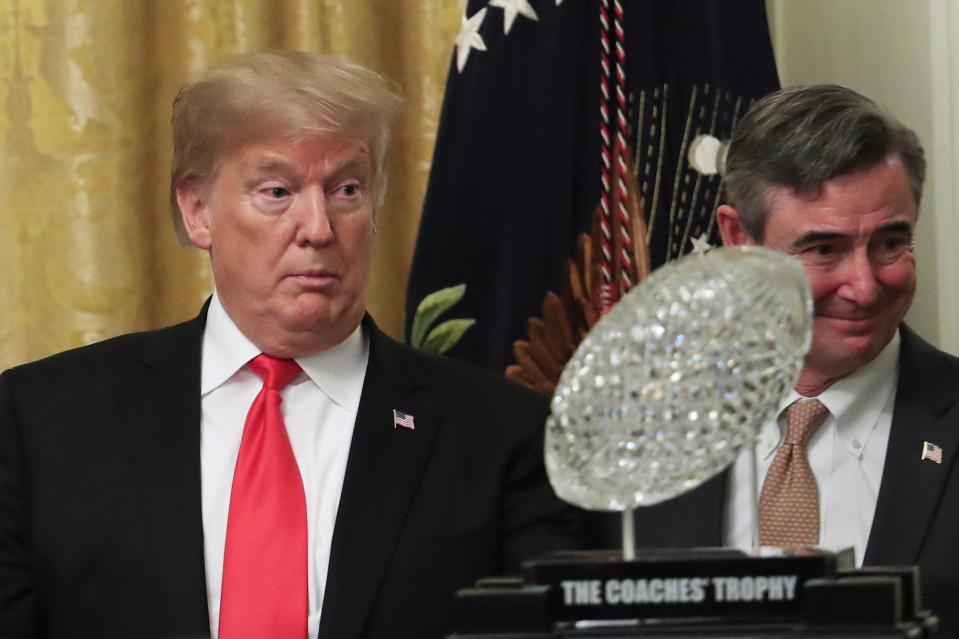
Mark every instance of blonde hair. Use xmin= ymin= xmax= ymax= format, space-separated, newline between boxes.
xmin=170 ymin=50 xmax=404 ymax=244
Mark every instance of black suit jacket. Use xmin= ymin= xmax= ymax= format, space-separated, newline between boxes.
xmin=588 ymin=325 xmax=959 ymax=637
xmin=0 ymin=307 xmax=581 ymax=639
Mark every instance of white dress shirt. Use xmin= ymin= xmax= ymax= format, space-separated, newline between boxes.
xmin=725 ymin=330 xmax=900 ymax=566
xmin=199 ymin=292 xmax=368 ymax=639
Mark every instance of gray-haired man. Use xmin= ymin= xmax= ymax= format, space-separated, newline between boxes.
xmin=602 ymin=84 xmax=959 ymax=638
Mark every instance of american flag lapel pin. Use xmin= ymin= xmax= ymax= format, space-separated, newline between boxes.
xmin=921 ymin=441 xmax=943 ymax=464
xmin=393 ymin=409 xmax=415 ymax=430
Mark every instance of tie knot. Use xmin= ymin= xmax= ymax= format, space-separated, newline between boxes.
xmin=783 ymin=398 xmax=829 ymax=445
xmin=248 ymin=354 xmax=302 ymax=391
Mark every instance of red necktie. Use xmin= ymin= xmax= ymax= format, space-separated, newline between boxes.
xmin=758 ymin=398 xmax=830 ymax=547
xmin=219 ymin=355 xmax=307 ymax=639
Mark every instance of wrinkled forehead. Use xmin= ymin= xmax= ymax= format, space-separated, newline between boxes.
xmin=771 ymin=155 xmax=918 ymax=212
xmin=226 ymin=135 xmax=372 ymax=175
xmin=764 ymin=157 xmax=918 ymax=235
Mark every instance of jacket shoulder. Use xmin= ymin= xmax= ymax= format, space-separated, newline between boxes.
xmin=899 ymin=324 xmax=959 ymax=378
xmin=370 ymin=326 xmax=548 ymax=407
xmin=2 ymin=313 xmax=203 ymax=384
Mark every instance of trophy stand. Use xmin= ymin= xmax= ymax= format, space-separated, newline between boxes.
xmin=750 ymin=445 xmax=760 ymax=555
xmin=621 ymin=508 xmax=635 ymax=561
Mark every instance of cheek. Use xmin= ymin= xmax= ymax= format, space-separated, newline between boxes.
xmin=340 ymin=218 xmax=375 ymax=265
xmin=878 ymin=261 xmax=916 ymax=292
xmin=800 ymin=267 xmax=839 ymax=303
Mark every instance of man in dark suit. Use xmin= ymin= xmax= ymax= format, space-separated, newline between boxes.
xmin=594 ymin=84 xmax=959 ymax=637
xmin=0 ymin=51 xmax=579 ymax=639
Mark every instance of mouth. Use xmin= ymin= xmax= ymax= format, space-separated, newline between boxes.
xmin=286 ymin=269 xmax=339 ymax=288
xmin=816 ymin=313 xmax=878 ymax=334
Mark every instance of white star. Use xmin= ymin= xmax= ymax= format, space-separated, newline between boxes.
xmin=455 ymin=8 xmax=488 ymax=73
xmin=489 ymin=0 xmax=538 ymax=35
xmin=690 ymin=233 xmax=713 ymax=255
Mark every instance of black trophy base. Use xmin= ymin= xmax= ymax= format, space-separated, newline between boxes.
xmin=450 ymin=548 xmax=938 ymax=638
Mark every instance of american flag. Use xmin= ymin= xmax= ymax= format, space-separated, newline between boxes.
xmin=404 ymin=0 xmax=779 ymax=374
xmin=393 ymin=409 xmax=415 ymax=430
xmin=921 ymin=441 xmax=943 ymax=464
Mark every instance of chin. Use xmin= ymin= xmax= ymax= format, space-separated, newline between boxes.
xmin=808 ymin=334 xmax=880 ymax=375
xmin=835 ymin=342 xmax=887 ymax=374
xmin=306 ymin=306 xmax=365 ymax=332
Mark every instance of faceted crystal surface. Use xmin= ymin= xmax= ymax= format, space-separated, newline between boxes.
xmin=546 ymin=247 xmax=812 ymax=510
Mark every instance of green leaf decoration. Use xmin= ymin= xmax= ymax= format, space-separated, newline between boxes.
xmin=420 ymin=319 xmax=476 ymax=355
xmin=410 ymin=283 xmax=468 ymax=348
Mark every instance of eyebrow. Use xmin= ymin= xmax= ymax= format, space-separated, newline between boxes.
xmin=247 ymin=157 xmax=296 ymax=177
xmin=875 ymin=220 xmax=914 ymax=236
xmin=252 ymin=157 xmax=293 ymax=171
xmin=247 ymin=150 xmax=371 ymax=179
xmin=791 ymin=220 xmax=913 ymax=250
xmin=327 ymin=154 xmax=371 ymax=180
xmin=792 ymin=231 xmax=845 ymax=249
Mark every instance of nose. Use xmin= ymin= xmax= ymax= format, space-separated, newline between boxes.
xmin=836 ymin=249 xmax=880 ymax=306
xmin=295 ymin=189 xmax=334 ymax=246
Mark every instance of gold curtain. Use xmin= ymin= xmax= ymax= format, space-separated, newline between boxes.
xmin=0 ymin=0 xmax=461 ymax=370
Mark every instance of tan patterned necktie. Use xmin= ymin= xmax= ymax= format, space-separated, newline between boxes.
xmin=758 ymin=398 xmax=830 ymax=546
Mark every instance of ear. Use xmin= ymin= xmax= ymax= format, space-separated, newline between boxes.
xmin=716 ymin=204 xmax=757 ymax=247
xmin=176 ymin=180 xmax=213 ymax=250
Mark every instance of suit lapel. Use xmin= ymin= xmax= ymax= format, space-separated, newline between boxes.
xmin=318 ymin=319 xmax=441 ymax=639
xmin=123 ymin=308 xmax=211 ymax=634
xmin=865 ymin=326 xmax=959 ymax=565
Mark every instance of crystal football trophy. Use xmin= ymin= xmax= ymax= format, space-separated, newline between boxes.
xmin=545 ymin=246 xmax=813 ymax=557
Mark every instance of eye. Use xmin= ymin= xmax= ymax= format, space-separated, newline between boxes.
xmin=872 ymin=234 xmax=912 ymax=262
xmin=268 ymin=186 xmax=289 ymax=199
xmin=339 ymin=182 xmax=360 ymax=197
xmin=882 ymin=236 xmax=908 ymax=250
xmin=796 ymin=239 xmax=844 ymax=266
xmin=808 ymin=243 xmax=835 ymax=256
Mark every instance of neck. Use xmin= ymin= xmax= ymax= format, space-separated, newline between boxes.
xmin=250 ymin=324 xmax=357 ymax=359
xmin=794 ymin=369 xmax=847 ymax=397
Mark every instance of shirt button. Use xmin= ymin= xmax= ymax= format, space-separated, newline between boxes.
xmin=851 ymin=439 xmax=862 ymax=450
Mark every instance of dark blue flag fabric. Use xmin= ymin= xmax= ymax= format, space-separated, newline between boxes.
xmin=405 ymin=0 xmax=779 ymax=373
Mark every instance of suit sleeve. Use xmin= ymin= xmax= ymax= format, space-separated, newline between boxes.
xmin=499 ymin=386 xmax=584 ymax=570
xmin=0 ymin=371 xmax=41 ymax=637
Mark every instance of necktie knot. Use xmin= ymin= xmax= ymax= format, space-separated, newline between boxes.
xmin=248 ymin=354 xmax=302 ymax=391
xmin=783 ymin=398 xmax=829 ymax=446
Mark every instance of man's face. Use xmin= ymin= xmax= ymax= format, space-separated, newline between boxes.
xmin=721 ymin=155 xmax=917 ymax=390
xmin=178 ymin=136 xmax=376 ymax=356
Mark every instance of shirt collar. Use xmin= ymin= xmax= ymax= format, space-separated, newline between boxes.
xmin=813 ymin=329 xmax=900 ymax=437
xmin=297 ymin=327 xmax=368 ymax=413
xmin=201 ymin=292 xmax=260 ymax=395
xmin=759 ymin=328 xmax=901 ymax=458
xmin=201 ymin=291 xmax=369 ymax=413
